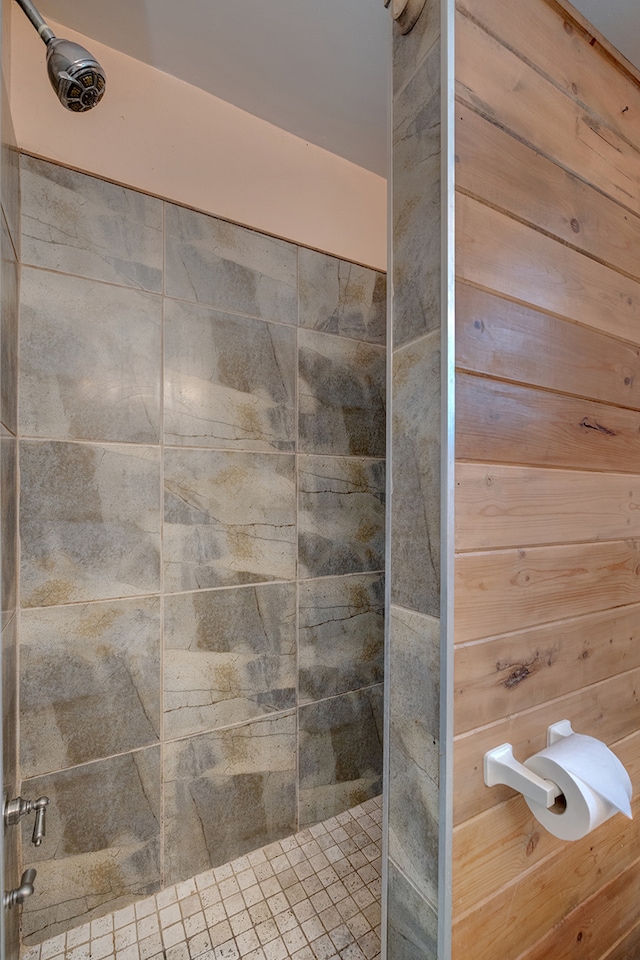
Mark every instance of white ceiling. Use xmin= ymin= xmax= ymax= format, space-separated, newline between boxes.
xmin=27 ymin=0 xmax=640 ymax=179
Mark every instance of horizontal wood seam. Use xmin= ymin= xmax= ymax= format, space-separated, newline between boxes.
xmin=454 ymin=277 xmax=640 ymax=352
xmin=455 ymin=184 xmax=640 ymax=287
xmin=453 ymin=367 xmax=640 ymax=416
xmin=455 ymin=2 xmax=640 ymax=158
xmin=453 ymin=95 xmax=640 ymax=225
xmin=453 ymin=662 xmax=640 ymax=744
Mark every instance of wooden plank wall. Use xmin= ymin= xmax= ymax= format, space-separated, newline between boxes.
xmin=453 ymin=0 xmax=640 ymax=957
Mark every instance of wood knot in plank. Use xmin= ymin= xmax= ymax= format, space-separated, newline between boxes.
xmin=526 ymin=831 xmax=540 ymax=856
xmin=580 ymin=418 xmax=615 ymax=436
xmin=503 ymin=664 xmax=531 ymax=687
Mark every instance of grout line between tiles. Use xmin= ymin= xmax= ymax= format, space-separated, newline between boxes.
xmin=19 ymin=570 xmax=386 ymax=614
xmin=21 ymin=681 xmax=385 ymax=786
xmin=16 ymin=434 xmax=386 ymax=463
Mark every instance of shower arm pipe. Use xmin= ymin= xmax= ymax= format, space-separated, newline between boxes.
xmin=13 ymin=0 xmax=55 ymax=44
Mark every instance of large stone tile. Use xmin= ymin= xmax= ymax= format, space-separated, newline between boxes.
xmin=1 ymin=214 xmax=17 ymax=433
xmin=20 ymin=156 xmax=163 ymax=292
xmin=20 ymin=268 xmax=162 ymax=443
xmin=3 ymin=614 xmax=17 ymax=803
xmin=165 ymin=203 xmax=297 ymax=324
xmin=164 ymin=713 xmax=296 ymax=884
xmin=298 ymin=456 xmax=385 ymax=579
xmin=393 ymin=0 xmax=440 ymax=98
xmin=164 ymin=583 xmax=296 ymax=739
xmin=1 ymin=430 xmax=16 ymax=620
xmin=1 ymin=66 xmax=20 ymax=960
xmin=298 ymin=574 xmax=384 ymax=703
xmin=298 ymin=685 xmax=383 ymax=827
xmin=20 ymin=597 xmax=161 ymax=778
xmin=393 ymin=40 xmax=441 ymax=348
xmin=388 ymin=606 xmax=440 ymax=906
xmin=298 ymin=329 xmax=386 ymax=457
xmin=3 ymin=617 xmax=19 ymax=960
xmin=391 ymin=330 xmax=440 ymax=616
xmin=20 ymin=441 xmax=161 ymax=607
xmin=164 ymin=298 xmax=295 ymax=451
xmin=164 ymin=449 xmax=296 ymax=591
xmin=21 ymin=748 xmax=161 ymax=944
xmin=298 ymin=248 xmax=386 ymax=345
xmin=1 ymin=80 xmax=20 ymax=259
xmin=387 ymin=861 xmax=438 ymax=960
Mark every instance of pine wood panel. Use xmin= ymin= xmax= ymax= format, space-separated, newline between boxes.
xmin=455 ymin=13 xmax=640 ymax=215
xmin=456 ymin=107 xmax=640 ymax=282
xmin=456 ymin=284 xmax=640 ymax=411
xmin=514 ymin=855 xmax=640 ymax=960
xmin=452 ymin=731 xmax=640 ymax=917
xmin=601 ymin=919 xmax=640 ymax=960
xmin=457 ymin=374 xmax=640 ymax=475
xmin=455 ymin=602 xmax=640 ymax=733
xmin=453 ymin=666 xmax=640 ymax=823
xmin=456 ymin=0 xmax=640 ymax=156
xmin=456 ymin=537 xmax=640 ymax=643
xmin=455 ymin=462 xmax=640 ymax=551
xmin=453 ymin=794 xmax=558 ymax=919
xmin=457 ymin=194 xmax=640 ymax=345
xmin=452 ymin=789 xmax=640 ymax=960
xmin=452 ymin=0 xmax=640 ymax=954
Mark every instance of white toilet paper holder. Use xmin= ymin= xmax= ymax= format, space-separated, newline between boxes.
xmin=484 ymin=719 xmax=575 ymax=808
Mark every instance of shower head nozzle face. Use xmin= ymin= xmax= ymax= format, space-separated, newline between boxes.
xmin=46 ymin=38 xmax=106 ymax=112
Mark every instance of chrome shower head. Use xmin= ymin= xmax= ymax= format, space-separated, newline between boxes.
xmin=46 ymin=38 xmax=106 ymax=112
xmin=14 ymin=0 xmax=106 ymax=112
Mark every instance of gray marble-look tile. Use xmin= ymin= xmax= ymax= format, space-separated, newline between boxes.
xmin=3 ymin=614 xmax=19 ymax=960
xmin=20 ymin=155 xmax=163 ymax=292
xmin=298 ymin=456 xmax=385 ymax=579
xmin=20 ymin=441 xmax=161 ymax=607
xmin=164 ymin=449 xmax=296 ymax=592
xmin=298 ymin=248 xmax=386 ymax=345
xmin=164 ymin=583 xmax=296 ymax=739
xmin=388 ymin=606 xmax=439 ymax=907
xmin=164 ymin=713 xmax=296 ymax=884
xmin=20 ymin=268 xmax=162 ymax=443
xmin=391 ymin=330 xmax=440 ymax=616
xmin=165 ymin=203 xmax=297 ymax=324
xmin=1 ymin=213 xmax=17 ymax=433
xmin=387 ymin=861 xmax=438 ymax=960
xmin=1 ymin=81 xmax=20 ymax=260
xmin=393 ymin=39 xmax=441 ymax=349
xmin=393 ymin=0 xmax=440 ymax=98
xmin=20 ymin=597 xmax=161 ymax=778
xmin=298 ymin=574 xmax=384 ymax=703
xmin=298 ymin=329 xmax=386 ymax=458
xmin=3 ymin=613 xmax=17 ymax=805
xmin=164 ymin=298 xmax=295 ymax=451
xmin=1 ymin=430 xmax=16 ymax=620
xmin=298 ymin=685 xmax=383 ymax=827
xmin=21 ymin=748 xmax=161 ymax=944
xmin=1 ymin=70 xmax=20 ymax=960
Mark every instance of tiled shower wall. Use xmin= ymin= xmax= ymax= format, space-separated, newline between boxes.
xmin=16 ymin=155 xmax=386 ymax=945
xmin=1 ymin=0 xmax=21 ymax=954
xmin=386 ymin=3 xmax=443 ymax=958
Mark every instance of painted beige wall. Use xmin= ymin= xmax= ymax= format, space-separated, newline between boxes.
xmin=9 ymin=9 xmax=387 ymax=269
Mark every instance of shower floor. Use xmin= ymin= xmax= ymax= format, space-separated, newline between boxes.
xmin=23 ymin=796 xmax=382 ymax=960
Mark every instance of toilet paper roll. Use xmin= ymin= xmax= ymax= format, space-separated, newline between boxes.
xmin=523 ymin=733 xmax=633 ymax=842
